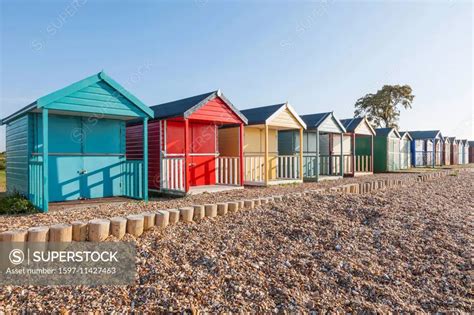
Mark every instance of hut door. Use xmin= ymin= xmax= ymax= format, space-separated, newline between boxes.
xmin=189 ymin=122 xmax=216 ymax=186
xmin=81 ymin=119 xmax=123 ymax=199
xmin=47 ymin=115 xmax=83 ymax=202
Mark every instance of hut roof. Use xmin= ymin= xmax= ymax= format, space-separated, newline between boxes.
xmin=240 ymin=103 xmax=306 ymax=129
xmin=150 ymin=90 xmax=247 ymax=123
xmin=406 ymin=130 xmax=442 ymax=140
xmin=240 ymin=104 xmax=285 ymax=125
xmin=375 ymin=127 xmax=401 ymax=138
xmin=300 ymin=112 xmax=345 ymax=132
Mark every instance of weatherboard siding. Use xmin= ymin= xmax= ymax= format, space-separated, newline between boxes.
xmin=126 ymin=121 xmax=160 ymax=190
xmin=5 ymin=115 xmax=29 ymax=195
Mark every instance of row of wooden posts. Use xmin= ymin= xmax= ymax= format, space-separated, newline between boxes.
xmin=0 ymin=170 xmax=458 ymax=243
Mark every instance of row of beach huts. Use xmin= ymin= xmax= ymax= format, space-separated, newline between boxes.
xmin=1 ymin=72 xmax=472 ymax=211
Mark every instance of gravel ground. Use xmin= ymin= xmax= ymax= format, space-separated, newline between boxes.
xmin=1 ymin=170 xmax=472 ymax=312
xmin=0 ymin=172 xmax=424 ymax=232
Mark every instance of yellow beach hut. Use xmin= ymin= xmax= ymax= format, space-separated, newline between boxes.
xmin=218 ymin=103 xmax=306 ymax=186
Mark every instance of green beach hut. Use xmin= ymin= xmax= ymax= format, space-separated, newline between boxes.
xmin=373 ymin=128 xmax=401 ymax=172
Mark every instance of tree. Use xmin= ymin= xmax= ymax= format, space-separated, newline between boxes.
xmin=354 ymin=85 xmax=414 ymax=128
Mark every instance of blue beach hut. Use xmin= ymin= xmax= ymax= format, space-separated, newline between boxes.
xmin=406 ymin=130 xmax=443 ymax=168
xmin=0 ymin=72 xmax=154 ymax=212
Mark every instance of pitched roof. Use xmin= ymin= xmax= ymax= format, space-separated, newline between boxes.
xmin=399 ymin=131 xmax=413 ymax=140
xmin=301 ymin=112 xmax=331 ymax=127
xmin=240 ymin=104 xmax=284 ymax=125
xmin=469 ymin=141 xmax=474 ymax=146
xmin=150 ymin=90 xmax=247 ymax=123
xmin=448 ymin=137 xmax=456 ymax=142
xmin=443 ymin=136 xmax=451 ymax=143
xmin=340 ymin=116 xmax=375 ymax=135
xmin=1 ymin=71 xmax=154 ymax=124
xmin=240 ymin=103 xmax=306 ymax=128
xmin=406 ymin=130 xmax=442 ymax=140
xmin=300 ymin=112 xmax=346 ymax=132
xmin=340 ymin=117 xmax=362 ymax=131
xmin=375 ymin=127 xmax=400 ymax=138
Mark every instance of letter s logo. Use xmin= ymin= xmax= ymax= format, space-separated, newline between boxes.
xmin=9 ymin=249 xmax=24 ymax=265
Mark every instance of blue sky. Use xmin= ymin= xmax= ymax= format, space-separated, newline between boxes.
xmin=0 ymin=0 xmax=472 ymax=151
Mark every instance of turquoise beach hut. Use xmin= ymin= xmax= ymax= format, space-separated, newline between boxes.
xmin=0 ymin=72 xmax=154 ymax=212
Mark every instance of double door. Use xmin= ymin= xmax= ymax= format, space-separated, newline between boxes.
xmin=44 ymin=115 xmax=123 ymax=201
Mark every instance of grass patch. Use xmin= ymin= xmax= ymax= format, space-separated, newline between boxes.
xmin=0 ymin=193 xmax=38 ymax=215
xmin=0 ymin=170 xmax=5 ymax=192
xmin=0 ymin=152 xmax=5 ymax=170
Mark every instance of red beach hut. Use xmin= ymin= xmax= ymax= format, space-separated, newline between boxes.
xmin=126 ymin=90 xmax=248 ymax=195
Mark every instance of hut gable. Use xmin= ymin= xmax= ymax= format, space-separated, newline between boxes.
xmin=319 ymin=115 xmax=342 ymax=133
xmin=340 ymin=117 xmax=375 ymax=135
xmin=38 ymin=72 xmax=153 ymax=119
xmin=43 ymin=80 xmax=145 ymax=117
xmin=188 ymin=96 xmax=242 ymax=124
xmin=267 ymin=106 xmax=302 ymax=129
xmin=1 ymin=72 xmax=153 ymax=125
xmin=355 ymin=119 xmax=375 ymax=135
